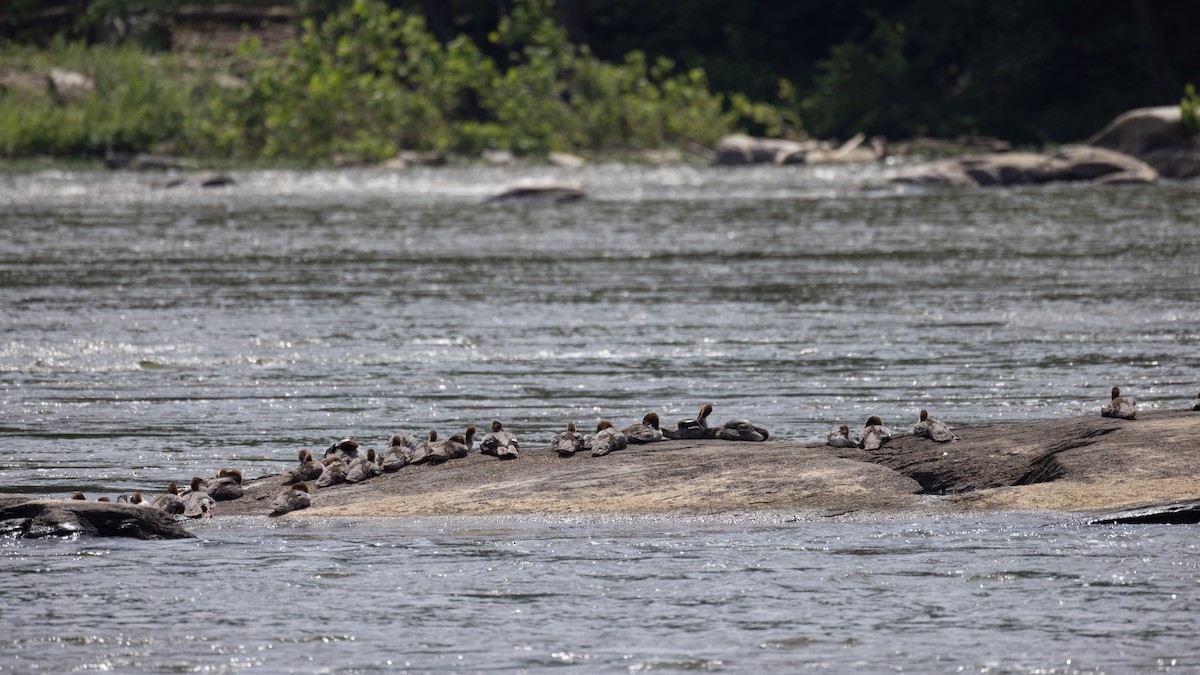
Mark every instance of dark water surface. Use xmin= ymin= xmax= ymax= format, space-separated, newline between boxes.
xmin=2 ymin=164 xmax=1199 ymax=671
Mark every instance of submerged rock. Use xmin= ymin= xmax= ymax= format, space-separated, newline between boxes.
xmin=0 ymin=498 xmax=195 ymax=539
xmin=1089 ymin=499 xmax=1200 ymax=525
xmin=487 ymin=182 xmax=585 ymax=202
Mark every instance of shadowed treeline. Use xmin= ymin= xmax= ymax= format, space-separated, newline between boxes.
xmin=2 ymin=0 xmax=1198 ymax=158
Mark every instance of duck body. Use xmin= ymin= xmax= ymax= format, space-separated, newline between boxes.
xmin=180 ymin=477 xmax=215 ymax=518
xmin=590 ymin=420 xmax=628 ymax=457
xmin=856 ymin=416 xmax=893 ymax=450
xmin=345 ymin=448 xmax=381 ymax=483
xmin=429 ymin=427 xmax=476 ymax=464
xmin=204 ymin=468 xmax=244 ymax=501
xmin=316 ymin=456 xmax=349 ymax=488
xmin=479 ymin=421 xmax=520 ymax=459
xmin=622 ymin=412 xmax=666 ymax=444
xmin=381 ymin=442 xmax=413 ymax=472
xmin=826 ymin=424 xmax=857 ymax=448
xmin=283 ymin=449 xmax=324 ymax=485
xmin=324 ymin=438 xmax=361 ymax=462
xmin=150 ymin=482 xmax=185 ymax=516
xmin=1101 ymin=386 xmax=1137 ymax=419
xmin=269 ymin=481 xmax=312 ymax=517
xmin=663 ymin=403 xmax=715 ymax=440
xmin=409 ymin=431 xmax=438 ymax=465
xmin=913 ymin=410 xmax=959 ymax=442
xmin=551 ymin=422 xmax=585 ymax=457
xmin=714 ymin=418 xmax=770 ymax=442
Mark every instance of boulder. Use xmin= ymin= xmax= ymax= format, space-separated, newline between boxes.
xmin=547 ymin=151 xmax=586 ymax=168
xmin=1088 ymin=106 xmax=1200 ymax=179
xmin=893 ymin=145 xmax=1158 ymax=188
xmin=0 ymin=497 xmax=195 ymax=539
xmin=48 ymin=68 xmax=95 ymax=102
xmin=713 ymin=134 xmax=806 ymax=166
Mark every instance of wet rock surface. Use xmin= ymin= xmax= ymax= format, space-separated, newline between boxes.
xmin=0 ymin=499 xmax=196 ymax=539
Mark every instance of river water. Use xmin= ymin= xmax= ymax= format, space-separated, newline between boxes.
xmin=1 ymin=162 xmax=1199 ymax=671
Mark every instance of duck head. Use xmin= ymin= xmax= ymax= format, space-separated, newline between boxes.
xmin=643 ymin=412 xmax=661 ymax=429
xmin=918 ymin=410 xmax=929 ymax=422
xmin=865 ymin=416 xmax=883 ymax=427
xmin=490 ymin=420 xmax=504 ymax=433
xmin=1111 ymin=386 xmax=1121 ymax=399
xmin=596 ymin=419 xmax=614 ymax=432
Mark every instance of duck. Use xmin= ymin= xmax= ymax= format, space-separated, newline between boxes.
xmin=204 ymin=468 xmax=244 ymax=501
xmin=345 ymin=448 xmax=381 ymax=483
xmin=1101 ymin=386 xmax=1137 ymax=419
xmin=269 ymin=481 xmax=312 ymax=517
xmin=380 ymin=441 xmax=413 ymax=472
xmin=389 ymin=432 xmax=419 ymax=451
xmin=622 ymin=412 xmax=666 ymax=444
xmin=551 ymin=422 xmax=585 ymax=457
xmin=913 ymin=410 xmax=959 ymax=442
xmin=663 ymin=403 xmax=715 ymax=440
xmin=429 ymin=427 xmax=477 ymax=463
xmin=714 ymin=418 xmax=770 ymax=442
xmin=826 ymin=424 xmax=857 ymax=448
xmin=316 ymin=456 xmax=349 ymax=488
xmin=181 ymin=476 xmax=215 ymax=518
xmin=324 ymin=438 xmax=361 ymax=462
xmin=150 ymin=482 xmax=185 ymax=515
xmin=856 ymin=416 xmax=893 ymax=451
xmin=283 ymin=449 xmax=324 ymax=485
xmin=129 ymin=492 xmax=152 ymax=507
xmin=70 ymin=492 xmax=86 ymax=500
xmin=409 ymin=430 xmax=438 ymax=465
xmin=1192 ymin=391 xmax=1200 ymax=411
xmin=590 ymin=419 xmax=629 ymax=457
xmin=479 ymin=420 xmax=520 ymax=459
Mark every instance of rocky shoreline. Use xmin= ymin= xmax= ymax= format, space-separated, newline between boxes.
xmin=217 ymin=409 xmax=1200 ymax=520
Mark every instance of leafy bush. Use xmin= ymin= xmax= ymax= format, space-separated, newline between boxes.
xmin=1182 ymin=83 xmax=1200 ymax=135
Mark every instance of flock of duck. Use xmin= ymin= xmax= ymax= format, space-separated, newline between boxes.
xmin=67 ymin=387 xmax=1198 ymax=519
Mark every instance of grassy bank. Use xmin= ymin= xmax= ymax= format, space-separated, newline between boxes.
xmin=0 ymin=0 xmax=800 ymax=164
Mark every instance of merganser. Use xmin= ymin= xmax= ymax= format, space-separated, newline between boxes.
xmin=345 ymin=448 xmax=380 ymax=483
xmin=205 ymin=468 xmax=244 ymax=501
xmin=283 ymin=449 xmax=324 ymax=485
xmin=480 ymin=420 xmax=520 ymax=459
xmin=551 ymin=422 xmax=585 ymax=457
xmin=622 ymin=412 xmax=666 ymax=444
xmin=269 ymin=481 xmax=312 ymax=517
xmin=590 ymin=420 xmax=628 ymax=457
xmin=913 ymin=410 xmax=959 ymax=442
xmin=409 ymin=431 xmax=438 ymax=465
xmin=181 ymin=476 xmax=215 ymax=518
xmin=316 ymin=456 xmax=349 ymax=488
xmin=324 ymin=438 xmax=360 ymax=462
xmin=663 ymin=403 xmax=715 ymax=440
xmin=826 ymin=424 xmax=856 ymax=448
xmin=857 ymin=416 xmax=893 ymax=450
xmin=714 ymin=418 xmax=770 ymax=442
xmin=1100 ymin=386 xmax=1137 ymax=419
xmin=150 ymin=482 xmax=185 ymax=515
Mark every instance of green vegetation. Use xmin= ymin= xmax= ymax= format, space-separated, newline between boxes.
xmin=1183 ymin=84 xmax=1200 ymax=135
xmin=2 ymin=0 xmax=1197 ymax=162
xmin=0 ymin=0 xmax=799 ymax=163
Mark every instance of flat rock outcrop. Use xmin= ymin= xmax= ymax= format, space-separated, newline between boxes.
xmin=893 ymin=145 xmax=1158 ymax=187
xmin=0 ymin=498 xmax=195 ymax=539
xmin=220 ymin=410 xmax=1200 ymax=519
